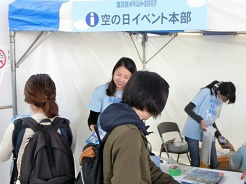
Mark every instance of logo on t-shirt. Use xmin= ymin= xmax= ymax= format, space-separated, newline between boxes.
xmin=108 ymin=96 xmax=121 ymax=103
xmin=206 ymin=99 xmax=219 ymax=122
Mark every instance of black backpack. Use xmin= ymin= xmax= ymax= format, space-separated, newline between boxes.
xmin=11 ymin=117 xmax=75 ymax=184
xmin=75 ymin=126 xmax=109 ymax=184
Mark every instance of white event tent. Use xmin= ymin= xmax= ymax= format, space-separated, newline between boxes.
xmin=0 ymin=0 xmax=246 ymax=183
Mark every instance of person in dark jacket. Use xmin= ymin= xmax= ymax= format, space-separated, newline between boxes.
xmin=100 ymin=71 xmax=179 ymax=184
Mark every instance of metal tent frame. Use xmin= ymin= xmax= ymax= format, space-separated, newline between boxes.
xmin=7 ymin=31 xmax=178 ymax=116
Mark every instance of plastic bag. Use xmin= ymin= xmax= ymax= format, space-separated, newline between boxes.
xmin=201 ymin=126 xmax=216 ymax=165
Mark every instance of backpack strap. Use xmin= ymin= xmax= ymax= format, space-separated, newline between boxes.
xmin=21 ymin=117 xmax=39 ymax=132
xmin=52 ymin=117 xmax=73 ymax=146
xmin=11 ymin=119 xmax=28 ymax=184
xmin=12 ymin=119 xmax=28 ymax=155
xmin=95 ymin=125 xmax=118 ymax=146
xmin=95 ymin=125 xmax=102 ymax=145
xmin=12 ymin=117 xmax=50 ymax=158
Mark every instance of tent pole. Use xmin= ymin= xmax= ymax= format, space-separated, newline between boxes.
xmin=16 ymin=32 xmax=52 ymax=68
xmin=142 ymin=33 xmax=147 ymax=71
xmin=0 ymin=105 xmax=13 ymax=110
xmin=129 ymin=33 xmax=143 ymax=63
xmin=146 ymin=33 xmax=177 ymax=64
xmin=10 ymin=31 xmax=17 ymax=116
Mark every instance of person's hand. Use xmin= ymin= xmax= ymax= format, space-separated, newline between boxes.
xmin=200 ymin=120 xmax=207 ymax=131
xmin=218 ymin=135 xmax=226 ymax=141
xmin=241 ymin=170 xmax=246 ymax=180
xmin=90 ymin=125 xmax=95 ymax=132
xmin=220 ymin=138 xmax=235 ymax=151
xmin=218 ymin=135 xmax=227 ymax=147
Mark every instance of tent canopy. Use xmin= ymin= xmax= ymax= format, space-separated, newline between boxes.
xmin=9 ymin=0 xmax=66 ymax=31
xmin=9 ymin=0 xmax=207 ymax=32
xmin=9 ymin=0 xmax=246 ymax=33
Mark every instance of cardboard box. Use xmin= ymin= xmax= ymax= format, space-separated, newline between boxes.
xmin=200 ymin=155 xmax=230 ymax=169
xmin=217 ymin=155 xmax=230 ymax=169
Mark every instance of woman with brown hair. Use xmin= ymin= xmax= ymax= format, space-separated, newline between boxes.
xmin=0 ymin=74 xmax=77 ymax=183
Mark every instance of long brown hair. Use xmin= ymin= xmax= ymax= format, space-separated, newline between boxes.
xmin=24 ymin=74 xmax=58 ymax=118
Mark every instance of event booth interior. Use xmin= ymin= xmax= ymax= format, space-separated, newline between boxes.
xmin=1 ymin=0 xmax=246 ymax=183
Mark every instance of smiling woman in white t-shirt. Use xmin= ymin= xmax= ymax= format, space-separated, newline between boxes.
xmin=87 ymin=57 xmax=137 ymax=132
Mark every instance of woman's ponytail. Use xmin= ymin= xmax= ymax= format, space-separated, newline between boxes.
xmin=202 ymin=80 xmax=220 ymax=95
xmin=43 ymin=99 xmax=58 ymax=118
xmin=24 ymin=74 xmax=59 ymax=118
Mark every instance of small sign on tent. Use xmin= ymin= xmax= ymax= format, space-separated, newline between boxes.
xmin=0 ymin=49 xmax=6 ymax=69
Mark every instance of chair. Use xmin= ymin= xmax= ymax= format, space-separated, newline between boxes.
xmin=157 ymin=122 xmax=191 ymax=164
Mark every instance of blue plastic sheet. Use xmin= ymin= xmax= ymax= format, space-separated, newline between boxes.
xmin=9 ymin=0 xmax=67 ymax=31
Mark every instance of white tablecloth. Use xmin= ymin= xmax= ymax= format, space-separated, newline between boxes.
xmin=160 ymin=163 xmax=244 ymax=184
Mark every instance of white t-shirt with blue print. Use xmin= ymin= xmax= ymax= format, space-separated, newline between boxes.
xmin=182 ymin=88 xmax=223 ymax=141
xmin=88 ymin=83 xmax=123 ymax=126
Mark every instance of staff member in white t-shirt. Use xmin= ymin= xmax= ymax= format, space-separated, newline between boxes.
xmin=182 ymin=81 xmax=236 ymax=168
xmin=87 ymin=57 xmax=137 ymax=132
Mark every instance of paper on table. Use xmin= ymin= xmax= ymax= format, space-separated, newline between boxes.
xmin=182 ymin=169 xmax=224 ymax=184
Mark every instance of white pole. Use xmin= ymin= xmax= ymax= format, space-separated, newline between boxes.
xmin=10 ymin=31 xmax=17 ymax=116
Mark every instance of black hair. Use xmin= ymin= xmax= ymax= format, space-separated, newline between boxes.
xmin=203 ymin=80 xmax=236 ymax=104
xmin=106 ymin=57 xmax=137 ymax=96
xmin=217 ymin=82 xmax=236 ymax=104
xmin=203 ymin=80 xmax=220 ymax=95
xmin=122 ymin=71 xmax=170 ymax=117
